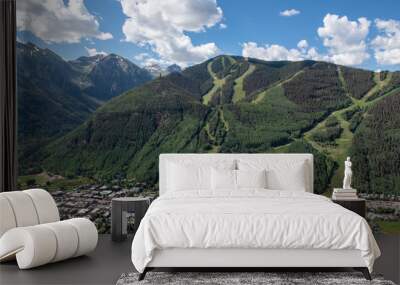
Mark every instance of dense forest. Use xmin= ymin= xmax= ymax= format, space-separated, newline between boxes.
xmin=351 ymin=94 xmax=400 ymax=194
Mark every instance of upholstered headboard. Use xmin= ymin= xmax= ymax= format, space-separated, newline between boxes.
xmin=159 ymin=153 xmax=314 ymax=195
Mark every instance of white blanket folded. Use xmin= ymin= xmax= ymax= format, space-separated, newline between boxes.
xmin=131 ymin=190 xmax=380 ymax=273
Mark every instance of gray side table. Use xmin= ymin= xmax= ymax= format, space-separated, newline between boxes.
xmin=111 ymin=197 xmax=150 ymax=242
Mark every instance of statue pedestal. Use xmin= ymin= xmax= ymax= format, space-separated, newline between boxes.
xmin=332 ymin=188 xmax=358 ymax=200
xmin=333 ymin=188 xmax=357 ymax=192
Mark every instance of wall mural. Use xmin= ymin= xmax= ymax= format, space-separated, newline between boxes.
xmin=16 ymin=0 xmax=400 ymax=234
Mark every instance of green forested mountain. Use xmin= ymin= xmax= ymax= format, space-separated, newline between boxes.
xmin=17 ymin=42 xmax=152 ymax=174
xmin=17 ymin=42 xmax=99 ymax=173
xmin=351 ymin=89 xmax=400 ymax=194
xmin=31 ymin=55 xmax=399 ymax=194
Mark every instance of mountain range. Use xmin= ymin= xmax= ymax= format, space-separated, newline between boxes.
xmin=69 ymin=53 xmax=152 ymax=101
xmin=17 ymin=42 xmax=153 ymax=172
xmin=18 ymin=43 xmax=400 ymax=194
xmin=144 ymin=62 xmax=182 ymax=78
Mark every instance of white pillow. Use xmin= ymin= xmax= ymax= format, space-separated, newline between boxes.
xmin=166 ymin=159 xmax=236 ymax=193
xmin=167 ymin=162 xmax=211 ymax=191
xmin=238 ymin=159 xmax=307 ymax=191
xmin=211 ymin=168 xmax=268 ymax=191
xmin=211 ymin=168 xmax=236 ymax=191
xmin=267 ymin=163 xmax=306 ymax=191
xmin=236 ymin=169 xmax=267 ymax=189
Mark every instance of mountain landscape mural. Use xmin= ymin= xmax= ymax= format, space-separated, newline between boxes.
xmin=17 ymin=42 xmax=400 ymax=233
xmin=18 ymin=43 xmax=400 ymax=197
xmin=15 ymin=0 xmax=400 ymax=234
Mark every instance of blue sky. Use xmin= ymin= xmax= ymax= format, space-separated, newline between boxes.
xmin=17 ymin=0 xmax=400 ymax=71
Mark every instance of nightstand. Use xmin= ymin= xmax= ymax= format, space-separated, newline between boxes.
xmin=332 ymin=198 xmax=366 ymax=218
xmin=111 ymin=197 xmax=151 ymax=241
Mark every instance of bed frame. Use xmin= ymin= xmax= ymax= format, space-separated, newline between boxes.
xmin=138 ymin=154 xmax=371 ymax=280
xmin=140 ymin=248 xmax=370 ymax=280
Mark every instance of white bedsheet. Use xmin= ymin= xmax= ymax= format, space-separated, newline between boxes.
xmin=131 ymin=190 xmax=380 ymax=273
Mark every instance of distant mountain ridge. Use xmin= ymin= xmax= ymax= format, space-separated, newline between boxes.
xmin=70 ymin=53 xmax=152 ymax=101
xmin=39 ymin=54 xmax=400 ymax=195
xmin=167 ymin=64 xmax=182 ymax=74
xmin=144 ymin=63 xmax=182 ymax=78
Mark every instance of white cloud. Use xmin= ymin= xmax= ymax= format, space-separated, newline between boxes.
xmin=242 ymin=14 xmax=374 ymax=66
xmin=120 ymin=0 xmax=222 ymax=67
xmin=280 ymin=9 xmax=300 ymax=17
xmin=219 ymin=23 xmax=227 ymax=29
xmin=242 ymin=40 xmax=324 ymax=62
xmin=317 ymin=14 xmax=370 ymax=65
xmin=133 ymin=52 xmax=170 ymax=68
xmin=96 ymin=33 xmax=113 ymax=41
xmin=143 ymin=57 xmax=170 ymax=67
xmin=85 ymin=47 xmax=107 ymax=57
xmin=134 ymin=53 xmax=151 ymax=61
xmin=242 ymin=42 xmax=302 ymax=61
xmin=297 ymin=39 xmax=309 ymax=51
xmin=241 ymin=13 xmax=400 ymax=68
xmin=372 ymin=19 xmax=400 ymax=65
xmin=17 ymin=0 xmax=113 ymax=44
xmin=305 ymin=47 xmax=327 ymax=61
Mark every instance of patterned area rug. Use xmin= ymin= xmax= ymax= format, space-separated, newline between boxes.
xmin=116 ymin=271 xmax=396 ymax=285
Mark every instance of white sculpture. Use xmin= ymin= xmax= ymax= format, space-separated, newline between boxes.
xmin=343 ymin=157 xmax=353 ymax=189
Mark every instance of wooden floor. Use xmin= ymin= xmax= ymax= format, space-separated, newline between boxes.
xmin=0 ymin=234 xmax=398 ymax=285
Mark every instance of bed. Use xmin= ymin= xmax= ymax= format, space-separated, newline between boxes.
xmin=131 ymin=154 xmax=380 ymax=280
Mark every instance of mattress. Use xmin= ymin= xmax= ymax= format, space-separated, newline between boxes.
xmin=131 ymin=190 xmax=380 ymax=273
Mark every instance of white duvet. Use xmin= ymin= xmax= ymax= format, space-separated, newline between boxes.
xmin=131 ymin=190 xmax=380 ymax=273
